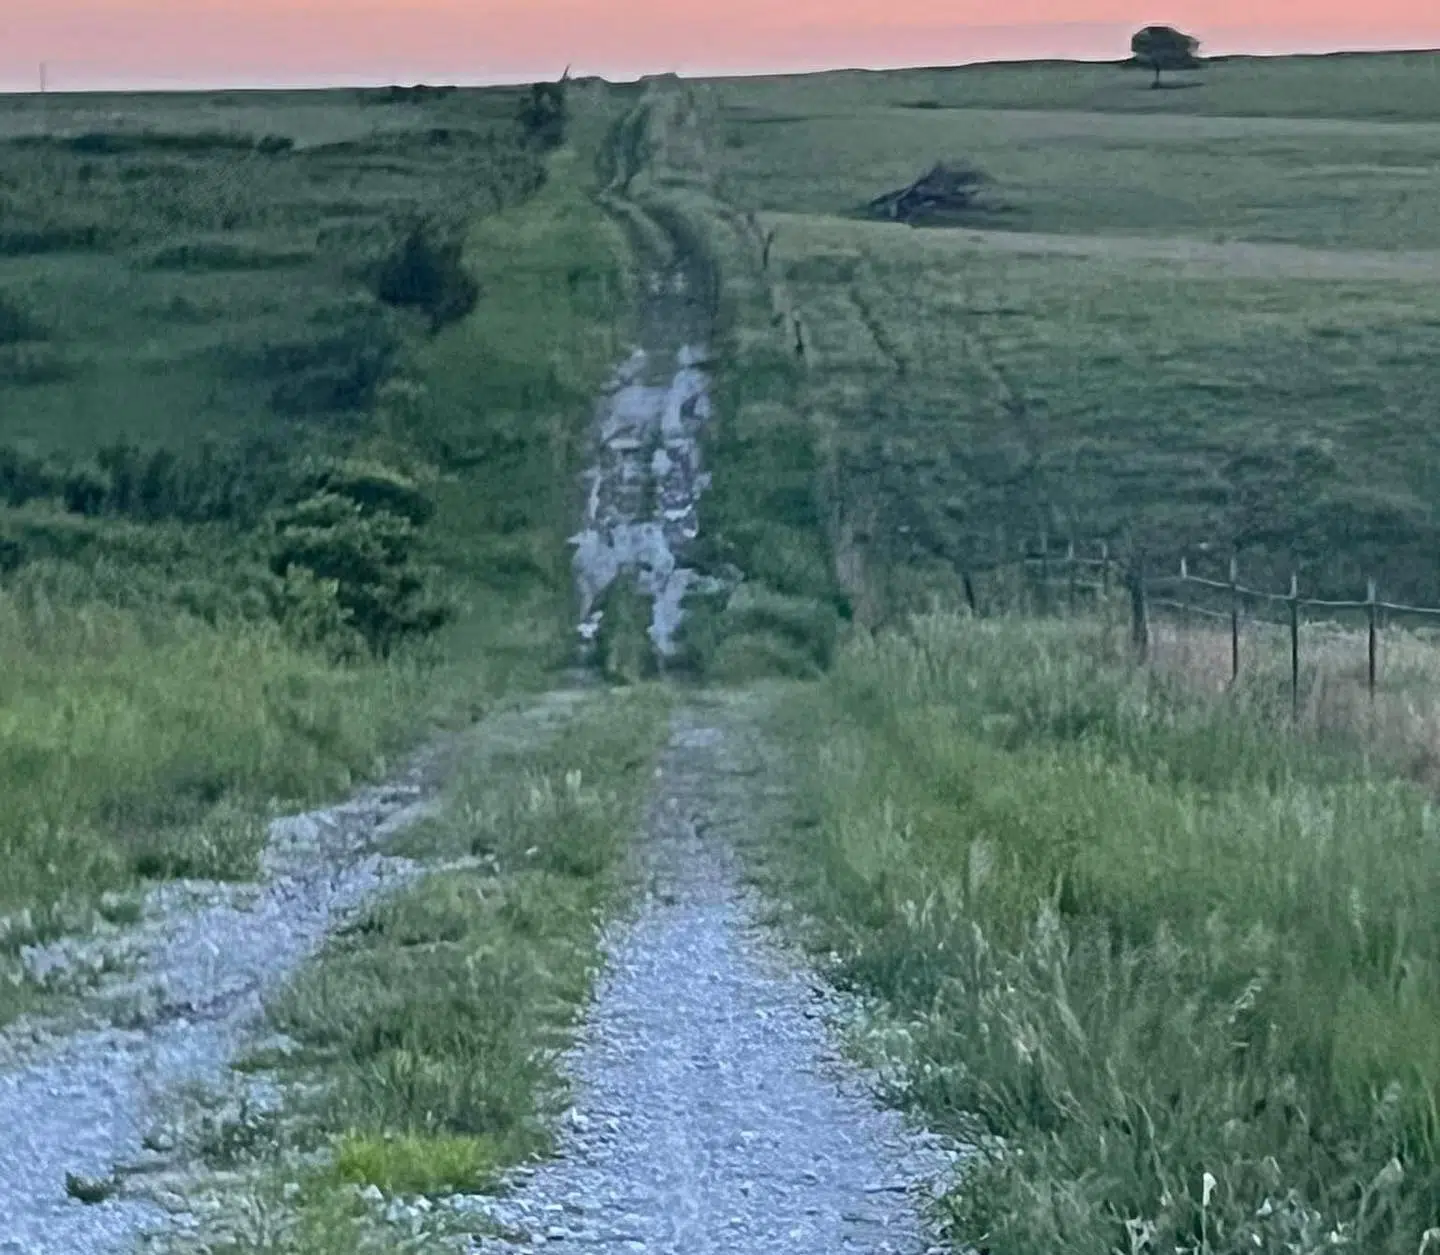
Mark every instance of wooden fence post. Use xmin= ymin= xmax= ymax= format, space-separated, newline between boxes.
xmin=1038 ymin=529 xmax=1050 ymax=616
xmin=1130 ymin=556 xmax=1149 ymax=662
xmin=994 ymin=524 xmax=1008 ymax=613
xmin=1067 ymin=539 xmax=1077 ymax=614
xmin=1367 ymin=578 xmax=1378 ymax=699
xmin=1289 ymin=572 xmax=1301 ymax=720
xmin=1229 ymin=555 xmax=1240 ymax=685
xmin=1099 ymin=540 xmax=1113 ymax=637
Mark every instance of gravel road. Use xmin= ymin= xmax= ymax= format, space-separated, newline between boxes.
xmin=569 ymin=265 xmax=729 ymax=660
xmin=0 ymin=775 xmax=432 ymax=1254
xmin=456 ymin=697 xmax=959 ymax=1254
xmin=0 ymin=695 xmax=584 ymax=1255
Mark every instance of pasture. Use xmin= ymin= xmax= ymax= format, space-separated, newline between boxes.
xmin=633 ymin=54 xmax=1440 ymax=1254
xmin=703 ymin=53 xmax=1440 ymax=608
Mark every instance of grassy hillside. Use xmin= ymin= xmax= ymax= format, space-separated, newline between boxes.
xmin=689 ymin=52 xmax=1440 ymax=614
xmin=0 ymin=81 xmax=637 ymax=1020
xmin=715 ymin=50 xmax=1440 ymax=123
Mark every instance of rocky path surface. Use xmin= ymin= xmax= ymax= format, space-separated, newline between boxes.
xmin=457 ymin=694 xmax=958 ymax=1254
xmin=0 ymin=191 xmax=961 ymax=1251
xmin=0 ymin=695 xmax=583 ymax=1255
xmin=569 ymin=264 xmax=728 ymax=661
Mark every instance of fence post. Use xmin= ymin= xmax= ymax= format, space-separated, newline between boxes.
xmin=1229 ymin=555 xmax=1240 ymax=685
xmin=1289 ymin=572 xmax=1300 ymax=720
xmin=1129 ymin=556 xmax=1149 ymax=662
xmin=1039 ymin=529 xmax=1050 ymax=616
xmin=962 ymin=571 xmax=978 ymax=617
xmin=1067 ymin=539 xmax=1077 ymax=614
xmin=1100 ymin=541 xmax=1111 ymax=597
xmin=994 ymin=524 xmax=1009 ymax=613
xmin=1367 ymin=578 xmax=1378 ymax=699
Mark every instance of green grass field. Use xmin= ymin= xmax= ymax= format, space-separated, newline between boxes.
xmin=755 ymin=617 xmax=1440 ymax=1255
xmin=0 ymin=80 xmax=637 ymax=1019
xmin=689 ymin=53 xmax=1440 ymax=611
xmin=6 ymin=50 xmax=1440 ymax=1255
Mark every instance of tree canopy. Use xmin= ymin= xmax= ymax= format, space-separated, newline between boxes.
xmin=1130 ymin=26 xmax=1202 ymax=88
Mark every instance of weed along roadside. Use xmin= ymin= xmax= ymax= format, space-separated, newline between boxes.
xmin=179 ymin=687 xmax=673 ymax=1248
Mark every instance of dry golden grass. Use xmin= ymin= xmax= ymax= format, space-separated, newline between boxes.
xmin=1139 ymin=608 xmax=1440 ymax=783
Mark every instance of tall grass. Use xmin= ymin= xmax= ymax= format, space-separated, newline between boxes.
xmin=763 ymin=612 xmax=1440 ymax=1254
xmin=0 ymin=590 xmax=422 ymax=951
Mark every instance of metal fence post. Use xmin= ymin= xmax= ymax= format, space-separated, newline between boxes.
xmin=1289 ymin=572 xmax=1300 ymax=720
xmin=1229 ymin=555 xmax=1240 ymax=685
xmin=1367 ymin=578 xmax=1378 ymax=699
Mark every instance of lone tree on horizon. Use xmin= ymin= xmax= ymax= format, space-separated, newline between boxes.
xmin=1130 ymin=25 xmax=1202 ymax=88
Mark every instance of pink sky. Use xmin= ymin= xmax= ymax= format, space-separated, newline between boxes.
xmin=5 ymin=1 xmax=1440 ymax=92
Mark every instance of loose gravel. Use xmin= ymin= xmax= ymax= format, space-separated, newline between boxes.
xmin=452 ymin=698 xmax=960 ymax=1254
xmin=0 ymin=783 xmax=431 ymax=1254
xmin=569 ymin=265 xmax=731 ymax=660
xmin=0 ymin=696 xmax=583 ymax=1255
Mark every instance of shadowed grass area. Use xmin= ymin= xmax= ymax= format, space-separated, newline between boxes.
xmin=751 ymin=612 xmax=1440 ymax=1255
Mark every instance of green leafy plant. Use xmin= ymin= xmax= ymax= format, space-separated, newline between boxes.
xmin=270 ymin=490 xmax=451 ymax=657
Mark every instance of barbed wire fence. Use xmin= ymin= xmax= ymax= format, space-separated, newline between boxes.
xmin=957 ymin=536 xmax=1440 ymax=718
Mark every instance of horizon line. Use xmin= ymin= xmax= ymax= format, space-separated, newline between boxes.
xmin=5 ymin=40 xmax=1440 ymax=97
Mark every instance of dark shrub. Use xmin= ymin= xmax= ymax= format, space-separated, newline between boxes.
xmin=517 ymin=81 xmax=568 ymax=151
xmin=270 ymin=483 xmax=450 ymax=656
xmin=0 ymin=294 xmax=45 ymax=345
xmin=301 ymin=458 xmax=436 ymax=526
xmin=62 ymin=465 xmax=112 ymax=517
xmin=373 ymin=221 xmax=478 ymax=331
xmin=0 ymin=225 xmax=105 ymax=256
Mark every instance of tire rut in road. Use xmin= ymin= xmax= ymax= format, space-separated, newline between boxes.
xmin=456 ymin=694 xmax=958 ymax=1254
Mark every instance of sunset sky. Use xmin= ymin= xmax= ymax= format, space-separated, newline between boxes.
xmin=5 ymin=1 xmax=1440 ymax=92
